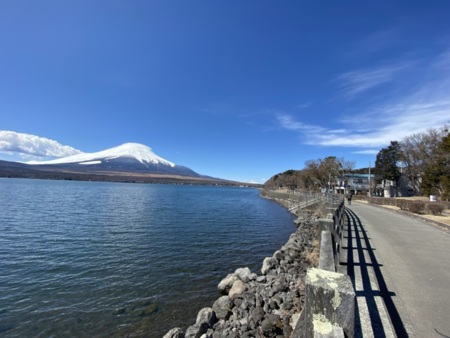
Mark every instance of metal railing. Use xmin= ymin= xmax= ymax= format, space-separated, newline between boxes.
xmin=263 ymin=189 xmax=343 ymax=212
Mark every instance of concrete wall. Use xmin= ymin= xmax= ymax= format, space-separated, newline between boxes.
xmin=293 ymin=198 xmax=356 ymax=338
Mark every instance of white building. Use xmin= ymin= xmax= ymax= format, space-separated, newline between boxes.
xmin=334 ymin=174 xmax=375 ymax=195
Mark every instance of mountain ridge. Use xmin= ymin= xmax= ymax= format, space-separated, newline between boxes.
xmin=0 ymin=143 xmax=258 ymax=186
xmin=25 ymin=142 xmax=203 ymax=178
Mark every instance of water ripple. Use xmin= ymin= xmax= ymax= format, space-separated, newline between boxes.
xmin=0 ymin=179 xmax=295 ymax=337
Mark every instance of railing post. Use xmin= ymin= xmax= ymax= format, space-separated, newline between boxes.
xmin=319 ymin=231 xmax=335 ymax=272
xmin=303 ymin=268 xmax=355 ymax=338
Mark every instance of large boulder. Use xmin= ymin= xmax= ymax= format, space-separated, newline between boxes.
xmin=185 ymin=307 xmax=216 ymax=338
xmin=212 ymin=296 xmax=232 ymax=320
xmin=217 ymin=273 xmax=239 ymax=294
xmin=261 ymin=257 xmax=277 ymax=274
xmin=228 ymin=280 xmax=246 ymax=298
xmin=234 ymin=267 xmax=254 ymax=283
xmin=196 ymin=307 xmax=217 ymax=328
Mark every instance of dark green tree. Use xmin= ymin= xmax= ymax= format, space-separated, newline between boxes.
xmin=422 ymin=132 xmax=450 ymax=200
xmin=375 ymin=141 xmax=401 ymax=185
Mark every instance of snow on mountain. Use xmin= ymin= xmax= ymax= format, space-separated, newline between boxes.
xmin=27 ymin=143 xmax=176 ymax=167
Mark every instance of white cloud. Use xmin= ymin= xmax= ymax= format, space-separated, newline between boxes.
xmin=276 ymin=90 xmax=450 ymax=150
xmin=0 ymin=131 xmax=82 ymax=160
xmin=277 ymin=93 xmax=450 ymax=150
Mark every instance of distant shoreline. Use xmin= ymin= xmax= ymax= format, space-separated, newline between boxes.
xmin=0 ymin=160 xmax=260 ymax=187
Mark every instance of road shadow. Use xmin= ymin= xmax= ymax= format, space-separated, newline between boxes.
xmin=343 ymin=207 xmax=409 ymax=338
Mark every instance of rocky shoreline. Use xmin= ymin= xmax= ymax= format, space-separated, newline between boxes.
xmin=163 ymin=200 xmax=322 ymax=338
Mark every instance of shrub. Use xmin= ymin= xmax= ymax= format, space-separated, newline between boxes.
xmin=427 ymin=203 xmax=445 ymax=215
xmin=371 ymin=197 xmax=395 ymax=206
xmin=396 ymin=199 xmax=409 ymax=210
xmin=409 ymin=201 xmax=425 ymax=214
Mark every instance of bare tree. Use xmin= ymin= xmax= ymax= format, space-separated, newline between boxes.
xmin=304 ymin=156 xmax=354 ymax=191
xmin=399 ymin=126 xmax=448 ymax=195
xmin=263 ymin=156 xmax=355 ymax=192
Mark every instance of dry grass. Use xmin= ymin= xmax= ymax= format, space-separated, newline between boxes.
xmin=421 ymin=214 xmax=450 ymax=226
xmin=305 ymin=238 xmax=320 ymax=267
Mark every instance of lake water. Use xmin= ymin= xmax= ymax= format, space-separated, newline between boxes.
xmin=0 ymin=178 xmax=295 ymax=337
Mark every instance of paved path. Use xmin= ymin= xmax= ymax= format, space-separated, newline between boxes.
xmin=341 ymin=202 xmax=450 ymax=338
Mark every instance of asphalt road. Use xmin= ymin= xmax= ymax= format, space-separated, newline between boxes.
xmin=347 ymin=202 xmax=450 ymax=338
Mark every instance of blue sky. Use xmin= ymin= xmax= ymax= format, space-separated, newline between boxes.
xmin=1 ymin=1 xmax=449 ymax=183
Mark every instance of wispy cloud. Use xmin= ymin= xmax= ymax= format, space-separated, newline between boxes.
xmin=276 ymin=114 xmax=325 ymax=133
xmin=0 ymin=131 xmax=82 ymax=160
xmin=296 ymin=102 xmax=310 ymax=109
xmin=275 ymin=48 xmax=450 ymax=153
xmin=277 ymin=95 xmax=450 ymax=150
xmin=276 ymin=49 xmax=450 ymax=152
xmin=431 ymin=49 xmax=450 ymax=70
xmin=335 ymin=62 xmax=413 ymax=100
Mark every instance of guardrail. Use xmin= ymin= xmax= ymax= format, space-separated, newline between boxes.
xmin=262 ymin=190 xmax=341 ymax=213
xmin=319 ymin=197 xmax=346 ymax=271
xmin=265 ymin=191 xmax=356 ymax=338
xmin=304 ymin=196 xmax=355 ymax=338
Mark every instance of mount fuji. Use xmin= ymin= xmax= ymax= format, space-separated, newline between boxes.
xmin=0 ymin=143 xmax=252 ymax=185
xmin=26 ymin=143 xmax=202 ymax=177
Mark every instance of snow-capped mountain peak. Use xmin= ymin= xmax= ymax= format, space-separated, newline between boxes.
xmin=28 ymin=143 xmax=176 ymax=167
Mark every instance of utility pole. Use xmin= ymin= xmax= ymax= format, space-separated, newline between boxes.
xmin=368 ymin=162 xmax=372 ymax=197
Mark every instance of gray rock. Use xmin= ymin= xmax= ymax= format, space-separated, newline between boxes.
xmin=163 ymin=327 xmax=185 ymax=338
xmin=185 ymin=308 xmax=217 ymax=338
xmin=260 ymin=313 xmax=280 ymax=337
xmin=250 ymin=305 xmax=265 ymax=323
xmin=213 ymin=296 xmax=232 ymax=320
xmin=196 ymin=307 xmax=217 ymax=328
xmin=232 ymin=295 xmax=243 ymax=308
xmin=217 ymin=273 xmax=239 ymax=295
xmin=273 ymin=250 xmax=283 ymax=261
xmin=261 ymin=257 xmax=277 ymax=274
xmin=242 ymin=292 xmax=255 ymax=308
xmin=228 ymin=280 xmax=246 ymax=298
xmin=256 ymin=275 xmax=267 ymax=283
xmin=185 ymin=325 xmax=203 ymax=338
xmin=235 ymin=267 xmax=252 ymax=282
